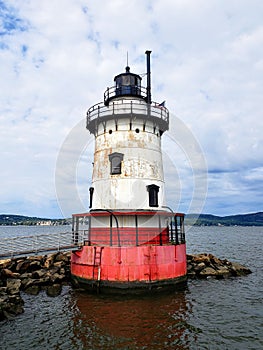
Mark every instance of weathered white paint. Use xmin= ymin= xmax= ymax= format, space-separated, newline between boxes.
xmin=89 ymin=97 xmax=168 ymax=210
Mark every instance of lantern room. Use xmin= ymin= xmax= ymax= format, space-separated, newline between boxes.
xmin=104 ymin=63 xmax=148 ymax=105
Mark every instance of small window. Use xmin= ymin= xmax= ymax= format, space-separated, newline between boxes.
xmin=89 ymin=187 xmax=94 ymax=208
xmin=147 ymin=184 xmax=160 ymax=207
xmin=109 ymin=152 xmax=124 ymax=175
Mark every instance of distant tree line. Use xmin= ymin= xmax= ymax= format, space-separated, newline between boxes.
xmin=1 ymin=212 xmax=262 ymax=226
xmin=185 ymin=212 xmax=263 ymax=226
xmin=0 ymin=215 xmax=71 ymax=226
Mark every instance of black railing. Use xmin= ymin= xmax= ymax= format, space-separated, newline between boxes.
xmin=168 ymin=215 xmax=185 ymax=245
xmin=86 ymin=99 xmax=169 ymax=134
xmin=104 ymin=85 xmax=147 ymax=105
xmin=72 ymin=213 xmax=185 ymax=248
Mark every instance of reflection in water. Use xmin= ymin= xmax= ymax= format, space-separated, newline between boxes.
xmin=71 ymin=286 xmax=198 ymax=349
xmin=1 ymin=227 xmax=262 ymax=349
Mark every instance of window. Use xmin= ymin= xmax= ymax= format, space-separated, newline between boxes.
xmin=147 ymin=184 xmax=160 ymax=207
xmin=109 ymin=152 xmax=124 ymax=175
xmin=89 ymin=187 xmax=94 ymax=208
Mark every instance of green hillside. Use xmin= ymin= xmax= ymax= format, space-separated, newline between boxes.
xmin=185 ymin=212 xmax=263 ymax=226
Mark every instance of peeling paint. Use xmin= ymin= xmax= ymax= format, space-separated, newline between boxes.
xmin=90 ymin=103 xmax=166 ymax=209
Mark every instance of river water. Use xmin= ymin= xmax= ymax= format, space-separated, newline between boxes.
xmin=0 ymin=225 xmax=262 ymax=349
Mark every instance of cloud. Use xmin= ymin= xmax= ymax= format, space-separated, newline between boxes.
xmin=0 ymin=0 xmax=262 ymax=217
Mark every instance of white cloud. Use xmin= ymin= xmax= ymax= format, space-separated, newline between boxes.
xmin=0 ymin=0 xmax=262 ymax=217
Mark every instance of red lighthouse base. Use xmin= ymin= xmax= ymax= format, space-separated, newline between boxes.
xmin=71 ymin=244 xmax=187 ymax=293
xmin=71 ymin=210 xmax=187 ymax=293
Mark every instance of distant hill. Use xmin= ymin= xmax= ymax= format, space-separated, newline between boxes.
xmin=0 ymin=214 xmax=71 ymax=226
xmin=1 ymin=212 xmax=263 ymax=226
xmin=185 ymin=212 xmax=263 ymax=226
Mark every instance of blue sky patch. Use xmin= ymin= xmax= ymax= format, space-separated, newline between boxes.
xmin=21 ymin=44 xmax=28 ymax=56
xmin=0 ymin=0 xmax=29 ymax=36
xmin=0 ymin=41 xmax=8 ymax=49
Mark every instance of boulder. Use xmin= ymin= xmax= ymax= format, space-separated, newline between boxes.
xmin=230 ymin=262 xmax=252 ymax=276
xmin=216 ymin=266 xmax=231 ymax=276
xmin=53 ymin=261 xmax=64 ymax=269
xmin=19 ymin=272 xmax=33 ymax=280
xmin=16 ymin=259 xmax=31 ymax=273
xmin=5 ymin=260 xmax=18 ymax=272
xmin=59 ymin=267 xmax=66 ymax=275
xmin=50 ymin=272 xmax=65 ymax=284
xmin=22 ymin=276 xmax=49 ymax=292
xmin=0 ymin=293 xmax=24 ymax=320
xmin=0 ymin=287 xmax=8 ymax=296
xmin=43 ymin=254 xmax=55 ymax=269
xmin=194 ymin=262 xmax=206 ymax=272
xmin=27 ymin=255 xmax=43 ymax=262
xmin=199 ymin=266 xmax=218 ymax=277
xmin=54 ymin=252 xmax=70 ymax=262
xmin=209 ymin=254 xmax=224 ymax=266
xmin=48 ymin=266 xmax=60 ymax=275
xmin=21 ymin=278 xmax=35 ymax=291
xmin=1 ymin=268 xmax=20 ymax=279
xmin=28 ymin=260 xmax=42 ymax=272
xmin=32 ymin=269 xmax=47 ymax=279
xmin=24 ymin=285 xmax=40 ymax=295
xmin=0 ymin=259 xmax=12 ymax=269
xmin=46 ymin=284 xmax=62 ymax=297
xmin=6 ymin=278 xmax=21 ymax=294
xmin=192 ymin=253 xmax=211 ymax=265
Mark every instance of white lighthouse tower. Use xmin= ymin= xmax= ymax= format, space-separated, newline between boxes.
xmin=89 ymin=51 xmax=167 ymax=211
xmin=71 ymin=51 xmax=186 ymax=292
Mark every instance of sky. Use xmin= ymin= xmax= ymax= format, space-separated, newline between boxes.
xmin=0 ymin=0 xmax=262 ymax=218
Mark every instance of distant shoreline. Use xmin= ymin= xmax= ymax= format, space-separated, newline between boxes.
xmin=185 ymin=212 xmax=263 ymax=226
xmin=0 ymin=212 xmax=262 ymax=227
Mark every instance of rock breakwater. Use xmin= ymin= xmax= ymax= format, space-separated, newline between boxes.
xmin=187 ymin=253 xmax=252 ymax=278
xmin=0 ymin=251 xmax=252 ymax=321
xmin=0 ymin=252 xmax=70 ymax=320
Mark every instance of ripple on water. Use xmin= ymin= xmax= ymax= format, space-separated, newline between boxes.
xmin=1 ymin=226 xmax=262 ymax=349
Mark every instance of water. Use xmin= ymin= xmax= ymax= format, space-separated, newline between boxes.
xmin=0 ymin=225 xmax=72 ymax=239
xmin=0 ymin=226 xmax=262 ymax=349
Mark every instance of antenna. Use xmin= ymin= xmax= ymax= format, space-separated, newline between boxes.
xmin=125 ymin=51 xmax=130 ymax=73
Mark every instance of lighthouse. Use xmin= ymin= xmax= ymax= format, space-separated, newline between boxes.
xmin=71 ymin=51 xmax=187 ymax=292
